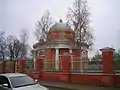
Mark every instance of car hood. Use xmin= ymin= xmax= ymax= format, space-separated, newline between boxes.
xmin=13 ymin=84 xmax=48 ymax=90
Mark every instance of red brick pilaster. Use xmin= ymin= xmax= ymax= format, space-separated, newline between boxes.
xmin=61 ymin=55 xmax=71 ymax=73
xmin=19 ymin=60 xmax=25 ymax=73
xmin=2 ymin=61 xmax=6 ymax=73
xmin=12 ymin=60 xmax=16 ymax=73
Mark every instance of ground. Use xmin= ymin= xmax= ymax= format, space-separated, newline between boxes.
xmin=46 ymin=86 xmax=120 ymax=90
xmin=46 ymin=86 xmax=68 ymax=90
xmin=39 ymin=81 xmax=120 ymax=90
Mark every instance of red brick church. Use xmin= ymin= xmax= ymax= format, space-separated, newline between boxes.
xmin=33 ymin=20 xmax=89 ymax=71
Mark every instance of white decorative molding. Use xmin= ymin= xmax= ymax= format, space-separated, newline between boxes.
xmin=55 ymin=48 xmax=59 ymax=70
xmin=69 ymin=49 xmax=73 ymax=69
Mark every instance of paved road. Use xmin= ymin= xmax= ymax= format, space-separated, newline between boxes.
xmin=47 ymin=86 xmax=67 ymax=90
xmin=46 ymin=86 xmax=76 ymax=90
xmin=45 ymin=85 xmax=120 ymax=90
xmin=40 ymin=81 xmax=120 ymax=90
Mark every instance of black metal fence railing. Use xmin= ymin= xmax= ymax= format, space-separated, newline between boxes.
xmin=25 ymin=60 xmax=34 ymax=72
xmin=42 ymin=61 xmax=62 ymax=73
xmin=6 ymin=61 xmax=12 ymax=72
xmin=42 ymin=61 xmax=54 ymax=70
xmin=41 ymin=59 xmax=103 ymax=73
xmin=114 ymin=58 xmax=120 ymax=73
xmin=70 ymin=59 xmax=103 ymax=73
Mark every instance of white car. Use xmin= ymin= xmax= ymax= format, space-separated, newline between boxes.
xmin=0 ymin=73 xmax=48 ymax=90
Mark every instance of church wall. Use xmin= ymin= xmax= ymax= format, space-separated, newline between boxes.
xmin=47 ymin=30 xmax=74 ymax=41
xmin=52 ymin=31 xmax=60 ymax=40
xmin=44 ymin=48 xmax=55 ymax=70
xmin=72 ymin=49 xmax=80 ymax=59
xmin=45 ymin=48 xmax=55 ymax=61
xmin=59 ymin=49 xmax=69 ymax=55
xmin=63 ymin=31 xmax=75 ymax=41
xmin=47 ymin=31 xmax=60 ymax=41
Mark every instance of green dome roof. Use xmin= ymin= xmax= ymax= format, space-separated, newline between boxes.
xmin=49 ymin=19 xmax=72 ymax=31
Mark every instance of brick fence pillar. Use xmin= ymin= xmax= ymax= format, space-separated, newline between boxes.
xmin=35 ymin=59 xmax=42 ymax=73
xmin=19 ymin=60 xmax=25 ymax=73
xmin=100 ymin=47 xmax=115 ymax=86
xmin=34 ymin=59 xmax=43 ymax=80
xmin=12 ymin=60 xmax=16 ymax=73
xmin=100 ymin=47 xmax=115 ymax=74
xmin=2 ymin=61 xmax=6 ymax=73
xmin=61 ymin=54 xmax=71 ymax=82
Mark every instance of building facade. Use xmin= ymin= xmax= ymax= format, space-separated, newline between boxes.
xmin=33 ymin=20 xmax=88 ymax=71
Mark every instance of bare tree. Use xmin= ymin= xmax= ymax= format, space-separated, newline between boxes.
xmin=6 ymin=35 xmax=16 ymax=60
xmin=6 ymin=35 xmax=22 ymax=60
xmin=20 ymin=29 xmax=29 ymax=58
xmin=118 ymin=49 xmax=120 ymax=55
xmin=0 ymin=31 xmax=7 ymax=60
xmin=67 ymin=0 xmax=94 ymax=51
xmin=34 ymin=10 xmax=54 ymax=41
xmin=14 ymin=40 xmax=23 ymax=58
xmin=30 ymin=49 xmax=34 ymax=59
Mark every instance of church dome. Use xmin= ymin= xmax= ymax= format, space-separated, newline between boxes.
xmin=49 ymin=19 xmax=72 ymax=31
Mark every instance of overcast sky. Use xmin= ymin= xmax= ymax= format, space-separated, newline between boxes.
xmin=0 ymin=0 xmax=120 ymax=56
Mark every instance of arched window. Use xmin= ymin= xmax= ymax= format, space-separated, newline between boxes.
xmin=37 ymin=50 xmax=45 ymax=58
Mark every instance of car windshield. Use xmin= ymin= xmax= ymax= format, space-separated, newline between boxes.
xmin=10 ymin=76 xmax=36 ymax=88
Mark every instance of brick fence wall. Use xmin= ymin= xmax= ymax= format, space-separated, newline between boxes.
xmin=0 ymin=47 xmax=120 ymax=87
